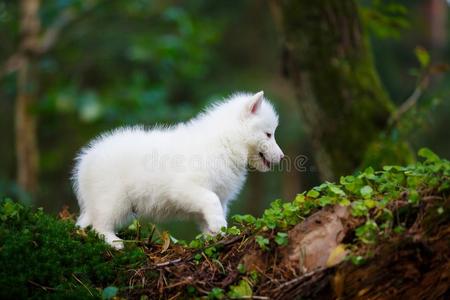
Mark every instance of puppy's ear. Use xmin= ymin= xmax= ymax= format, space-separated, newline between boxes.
xmin=248 ymin=91 xmax=264 ymax=114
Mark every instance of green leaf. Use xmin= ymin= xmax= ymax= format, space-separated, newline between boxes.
xmin=204 ymin=246 xmax=216 ymax=258
xmin=102 ymin=286 xmax=118 ymax=300
xmin=351 ymin=200 xmax=369 ymax=217
xmin=408 ymin=190 xmax=420 ymax=205
xmin=194 ymin=253 xmax=202 ymax=261
xmin=363 ymin=199 xmax=377 ymax=209
xmin=318 ymin=196 xmax=334 ymax=207
xmin=355 ymin=220 xmax=379 ymax=244
xmin=360 ymin=185 xmax=373 ymax=198
xmin=294 ymin=193 xmax=306 ymax=204
xmin=186 ymin=285 xmax=197 ymax=295
xmin=415 ymin=46 xmax=430 ymax=68
xmin=274 ymin=232 xmax=289 ymax=246
xmin=339 ymin=198 xmax=351 ymax=206
xmin=383 ymin=165 xmax=403 ymax=172
xmin=208 ymin=287 xmax=225 ymax=299
xmin=228 ymin=280 xmax=252 ymax=298
xmin=237 ymin=263 xmax=246 ymax=274
xmin=232 ymin=214 xmax=256 ymax=224
xmin=329 ymin=185 xmax=346 ymax=196
xmin=349 ymin=255 xmax=366 ymax=266
xmin=393 ymin=225 xmax=405 ymax=234
xmin=307 ymin=189 xmax=320 ymax=198
xmin=255 ymin=235 xmax=269 ymax=250
xmin=418 ymin=148 xmax=440 ymax=163
xmin=189 ymin=239 xmax=202 ymax=249
xmin=226 ymin=226 xmax=241 ymax=235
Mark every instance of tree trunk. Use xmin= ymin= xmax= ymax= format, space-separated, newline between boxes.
xmin=274 ymin=0 xmax=394 ymax=180
xmin=16 ymin=0 xmax=41 ymax=195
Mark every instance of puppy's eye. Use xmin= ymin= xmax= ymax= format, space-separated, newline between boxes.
xmin=266 ymin=132 xmax=272 ymax=138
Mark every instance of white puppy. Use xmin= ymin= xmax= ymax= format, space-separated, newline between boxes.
xmin=72 ymin=91 xmax=284 ymax=249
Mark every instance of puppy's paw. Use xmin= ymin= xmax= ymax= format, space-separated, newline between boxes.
xmin=206 ymin=216 xmax=227 ymax=235
xmin=103 ymin=233 xmax=124 ymax=250
xmin=111 ymin=240 xmax=124 ymax=250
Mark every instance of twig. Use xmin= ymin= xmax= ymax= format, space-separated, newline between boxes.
xmin=71 ymin=273 xmax=93 ymax=297
xmin=422 ymin=195 xmax=443 ymax=201
xmin=155 ymin=258 xmax=182 ymax=267
xmin=0 ymin=0 xmax=103 ymax=80
xmin=28 ymin=280 xmax=57 ymax=291
xmin=164 ymin=277 xmax=192 ymax=290
xmin=233 ymin=296 xmax=270 ymax=300
xmin=0 ymin=54 xmax=23 ymax=78
xmin=389 ymin=72 xmax=430 ymax=126
xmin=38 ymin=0 xmax=103 ymax=54
xmin=168 ymin=292 xmax=182 ymax=300
xmin=272 ymin=267 xmax=327 ymax=292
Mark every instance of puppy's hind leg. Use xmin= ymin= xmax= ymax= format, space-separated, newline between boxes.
xmin=89 ymin=193 xmax=130 ymax=250
xmin=76 ymin=211 xmax=91 ymax=228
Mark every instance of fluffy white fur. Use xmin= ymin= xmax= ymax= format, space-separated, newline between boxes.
xmin=72 ymin=91 xmax=284 ymax=249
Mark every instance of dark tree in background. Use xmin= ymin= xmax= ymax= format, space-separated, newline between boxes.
xmin=273 ymin=0 xmax=396 ymax=180
xmin=14 ymin=0 xmax=40 ymax=195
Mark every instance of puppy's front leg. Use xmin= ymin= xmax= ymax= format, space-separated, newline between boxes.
xmin=172 ymin=186 xmax=227 ymax=234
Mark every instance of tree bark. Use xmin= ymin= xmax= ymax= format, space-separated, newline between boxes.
xmin=16 ymin=0 xmax=41 ymax=195
xmin=273 ymin=0 xmax=394 ymax=180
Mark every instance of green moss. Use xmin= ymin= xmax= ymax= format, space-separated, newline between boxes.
xmin=0 ymin=200 xmax=146 ymax=299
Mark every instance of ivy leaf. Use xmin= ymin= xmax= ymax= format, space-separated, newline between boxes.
xmin=255 ymin=235 xmax=269 ymax=251
xmin=228 ymin=280 xmax=252 ymax=298
xmin=408 ymin=190 xmax=420 ymax=205
xmin=237 ymin=263 xmax=246 ymax=274
xmin=102 ymin=286 xmax=118 ymax=300
xmin=208 ymin=287 xmax=225 ymax=299
xmin=363 ymin=199 xmax=377 ymax=209
xmin=418 ymin=148 xmax=440 ymax=163
xmin=329 ymin=185 xmax=346 ymax=196
xmin=274 ymin=232 xmax=289 ymax=246
xmin=294 ymin=193 xmax=306 ymax=204
xmin=339 ymin=198 xmax=351 ymax=206
xmin=360 ymin=185 xmax=373 ymax=198
xmin=415 ymin=46 xmax=430 ymax=68
xmin=355 ymin=220 xmax=379 ymax=244
xmin=307 ymin=189 xmax=320 ymax=198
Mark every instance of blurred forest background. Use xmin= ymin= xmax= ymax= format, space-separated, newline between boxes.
xmin=0 ymin=0 xmax=449 ymax=238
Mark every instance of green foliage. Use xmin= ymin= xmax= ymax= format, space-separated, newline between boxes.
xmin=233 ymin=148 xmax=449 ymax=253
xmin=0 ymin=199 xmax=146 ymax=299
xmin=360 ymin=0 xmax=410 ymax=38
xmin=208 ymin=287 xmax=225 ymax=299
xmin=415 ymin=46 xmax=430 ymax=69
xmin=274 ymin=232 xmax=289 ymax=246
xmin=355 ymin=219 xmax=379 ymax=244
xmin=101 ymin=286 xmax=118 ymax=300
xmin=227 ymin=279 xmax=252 ymax=298
xmin=255 ymin=235 xmax=270 ymax=251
